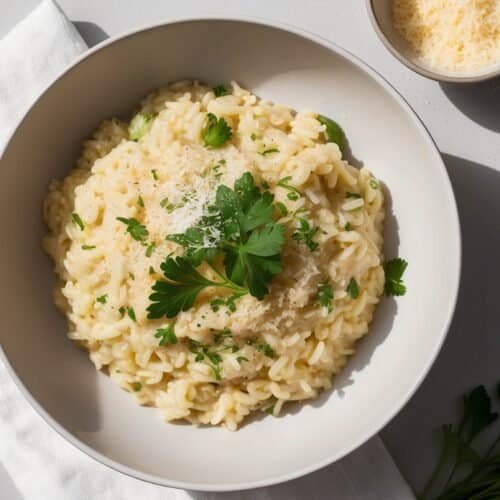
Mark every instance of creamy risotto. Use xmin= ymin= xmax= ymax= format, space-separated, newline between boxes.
xmin=43 ymin=81 xmax=386 ymax=430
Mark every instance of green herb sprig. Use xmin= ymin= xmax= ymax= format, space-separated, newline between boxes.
xmin=202 ymin=113 xmax=232 ymax=148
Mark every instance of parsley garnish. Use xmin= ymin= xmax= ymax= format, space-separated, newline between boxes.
xmin=138 ymin=195 xmax=145 ymax=207
xmin=132 ymin=382 xmax=142 ymax=392
xmin=213 ymin=328 xmax=232 ymax=343
xmin=213 ymin=85 xmax=228 ymax=97
xmin=237 ymin=356 xmax=248 ymax=363
xmin=149 ymin=266 xmax=155 ymax=275
xmin=346 ymin=192 xmax=361 ymax=199
xmin=129 ymin=272 xmax=135 ymax=280
xmin=149 ymin=173 xmax=286 ymax=318
xmin=202 ymin=113 xmax=232 ymax=148
xmin=384 ymin=258 xmax=408 ymax=296
xmin=71 ymin=212 xmax=84 ymax=231
xmin=82 ymin=245 xmax=96 ymax=250
xmin=145 ymin=243 xmax=155 ymax=257
xmin=256 ymin=343 xmax=275 ymax=358
xmin=250 ymin=133 xmax=257 ymax=141
xmin=118 ymin=306 xmax=126 ymax=317
xmin=154 ymin=324 xmax=177 ymax=346
xmin=292 ymin=218 xmax=318 ymax=251
xmin=277 ymin=176 xmax=301 ymax=201
xmin=151 ymin=169 xmax=158 ymax=181
xmin=260 ymin=147 xmax=279 ymax=156
xmin=369 ymin=179 xmax=379 ymax=189
xmin=317 ymin=114 xmax=345 ymax=152
xmin=317 ymin=281 xmax=333 ymax=312
xmin=344 ymin=222 xmax=352 ymax=231
xmin=420 ymin=383 xmax=500 ymax=500
xmin=96 ymin=294 xmax=108 ymax=304
xmin=346 ymin=278 xmax=359 ymax=299
xmin=276 ymin=202 xmax=288 ymax=216
xmin=116 ymin=217 xmax=149 ymax=242
xmin=127 ymin=306 xmax=136 ymax=322
xmin=189 ymin=340 xmax=223 ymax=381
xmin=128 ymin=113 xmax=153 ymax=141
xmin=210 ymin=293 xmax=242 ymax=313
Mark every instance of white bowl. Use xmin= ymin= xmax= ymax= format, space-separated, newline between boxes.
xmin=0 ymin=17 xmax=460 ymax=491
xmin=366 ymin=0 xmax=500 ymax=83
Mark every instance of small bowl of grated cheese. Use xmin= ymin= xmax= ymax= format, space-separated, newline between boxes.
xmin=366 ymin=0 xmax=500 ymax=83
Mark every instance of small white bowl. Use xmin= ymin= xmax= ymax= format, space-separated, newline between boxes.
xmin=366 ymin=0 xmax=500 ymax=83
xmin=0 ymin=17 xmax=461 ymax=491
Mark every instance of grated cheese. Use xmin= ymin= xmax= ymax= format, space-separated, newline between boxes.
xmin=392 ymin=0 xmax=500 ymax=74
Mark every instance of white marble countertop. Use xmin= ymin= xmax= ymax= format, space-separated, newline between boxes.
xmin=1 ymin=0 xmax=499 ymax=496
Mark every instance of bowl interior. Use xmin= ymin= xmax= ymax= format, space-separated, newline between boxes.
xmin=0 ymin=19 xmax=460 ymax=490
xmin=368 ymin=0 xmax=500 ymax=82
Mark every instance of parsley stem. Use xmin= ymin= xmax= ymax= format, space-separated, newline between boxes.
xmin=419 ymin=437 xmax=453 ymax=500
xmin=207 ymin=262 xmax=247 ymax=294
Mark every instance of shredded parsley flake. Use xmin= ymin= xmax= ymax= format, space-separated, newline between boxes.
xmin=116 ymin=217 xmax=149 ymax=242
xmin=71 ymin=212 xmax=84 ymax=231
xmin=277 ymin=176 xmax=301 ymax=201
xmin=213 ymin=85 xmax=228 ymax=97
xmin=154 ymin=323 xmax=178 ymax=346
xmin=82 ymin=244 xmax=95 ymax=250
xmin=96 ymin=294 xmax=108 ymax=304
xmin=346 ymin=278 xmax=360 ymax=299
xmin=128 ymin=113 xmax=153 ymax=141
xmin=317 ymin=281 xmax=333 ymax=312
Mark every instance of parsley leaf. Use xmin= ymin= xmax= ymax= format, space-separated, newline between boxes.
xmin=96 ymin=294 xmax=108 ymax=304
xmin=292 ymin=217 xmax=318 ymax=251
xmin=71 ymin=212 xmax=84 ymax=231
xmin=127 ymin=306 xmax=136 ymax=322
xmin=154 ymin=323 xmax=178 ymax=346
xmin=82 ymin=245 xmax=96 ymax=250
xmin=260 ymin=147 xmax=279 ymax=156
xmin=116 ymin=217 xmax=149 ymax=242
xmin=213 ymin=85 xmax=228 ymax=97
xmin=151 ymin=169 xmax=158 ymax=181
xmin=256 ymin=343 xmax=275 ymax=358
xmin=317 ymin=281 xmax=333 ymax=312
xmin=157 ymin=172 xmax=286 ymax=316
xmin=277 ymin=176 xmax=301 ymax=201
xmin=128 ymin=112 xmax=153 ymax=141
xmin=346 ymin=278 xmax=359 ymax=299
xmin=132 ymin=382 xmax=142 ymax=391
xmin=384 ymin=258 xmax=408 ymax=296
xmin=189 ymin=340 xmax=223 ymax=381
xmin=202 ymin=113 xmax=232 ymax=148
xmin=317 ymin=114 xmax=345 ymax=152
xmin=145 ymin=243 xmax=155 ymax=257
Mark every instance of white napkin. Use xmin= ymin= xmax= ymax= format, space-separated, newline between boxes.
xmin=0 ymin=2 xmax=416 ymax=499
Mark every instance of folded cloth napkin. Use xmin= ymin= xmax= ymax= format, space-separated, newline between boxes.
xmin=0 ymin=2 xmax=416 ymax=499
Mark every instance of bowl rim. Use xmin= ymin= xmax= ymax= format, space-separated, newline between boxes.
xmin=365 ymin=0 xmax=500 ymax=84
xmin=0 ymin=14 xmax=462 ymax=492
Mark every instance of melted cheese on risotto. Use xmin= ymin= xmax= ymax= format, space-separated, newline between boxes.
xmin=43 ymin=81 xmax=385 ymax=430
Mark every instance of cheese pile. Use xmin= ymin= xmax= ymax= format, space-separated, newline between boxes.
xmin=392 ymin=0 xmax=500 ymax=74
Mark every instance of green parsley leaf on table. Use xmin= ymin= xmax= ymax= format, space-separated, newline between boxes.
xmin=128 ymin=112 xmax=153 ymax=141
xmin=152 ymin=172 xmax=286 ymax=318
xmin=292 ymin=217 xmax=318 ymax=251
xmin=317 ymin=114 xmax=345 ymax=152
xmin=116 ymin=217 xmax=149 ymax=242
xmin=317 ymin=281 xmax=333 ymax=313
xmin=71 ymin=212 xmax=85 ymax=231
xmin=384 ymin=258 xmax=408 ymax=296
xmin=213 ymin=85 xmax=228 ymax=97
xmin=202 ymin=113 xmax=232 ymax=148
xmin=419 ymin=383 xmax=500 ymax=500
xmin=154 ymin=324 xmax=178 ymax=346
xmin=346 ymin=278 xmax=359 ymax=299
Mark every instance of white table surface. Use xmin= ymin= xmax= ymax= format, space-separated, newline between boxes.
xmin=1 ymin=0 xmax=499 ymax=496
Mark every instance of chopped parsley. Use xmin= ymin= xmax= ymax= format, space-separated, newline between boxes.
xmin=256 ymin=343 xmax=275 ymax=358
xmin=149 ymin=266 xmax=155 ymax=275
xmin=277 ymin=176 xmax=301 ymax=201
xmin=128 ymin=272 xmax=135 ymax=280
xmin=116 ymin=217 xmax=149 ymax=242
xmin=344 ymin=222 xmax=352 ymax=231
xmin=292 ymin=217 xmax=319 ymax=251
xmin=145 ymin=243 xmax=155 ymax=257
xmin=213 ymin=328 xmax=232 ymax=343
xmin=138 ymin=195 xmax=145 ymax=207
xmin=154 ymin=323 xmax=178 ymax=346
xmin=118 ymin=306 xmax=126 ymax=317
xmin=369 ymin=179 xmax=379 ymax=189
xmin=317 ymin=281 xmax=333 ymax=312
xmin=127 ymin=306 xmax=136 ymax=322
xmin=189 ymin=340 xmax=222 ymax=381
xmin=96 ymin=294 xmax=108 ymax=304
xmin=213 ymin=85 xmax=228 ymax=97
xmin=346 ymin=192 xmax=361 ymax=199
xmin=346 ymin=278 xmax=359 ymax=299
xmin=237 ymin=356 xmax=249 ymax=363
xmin=148 ymin=173 xmax=285 ymax=318
xmin=151 ymin=169 xmax=158 ymax=181
xmin=202 ymin=113 xmax=232 ymax=148
xmin=82 ymin=244 xmax=96 ymax=250
xmin=317 ymin=114 xmax=345 ymax=152
xmin=128 ymin=113 xmax=153 ymax=141
xmin=210 ymin=293 xmax=242 ymax=313
xmin=71 ymin=212 xmax=84 ymax=231
xmin=276 ymin=202 xmax=288 ymax=216
xmin=384 ymin=258 xmax=408 ymax=296
xmin=132 ymin=382 xmax=142 ymax=392
xmin=260 ymin=147 xmax=279 ymax=156
xmin=251 ymin=133 xmax=257 ymax=141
